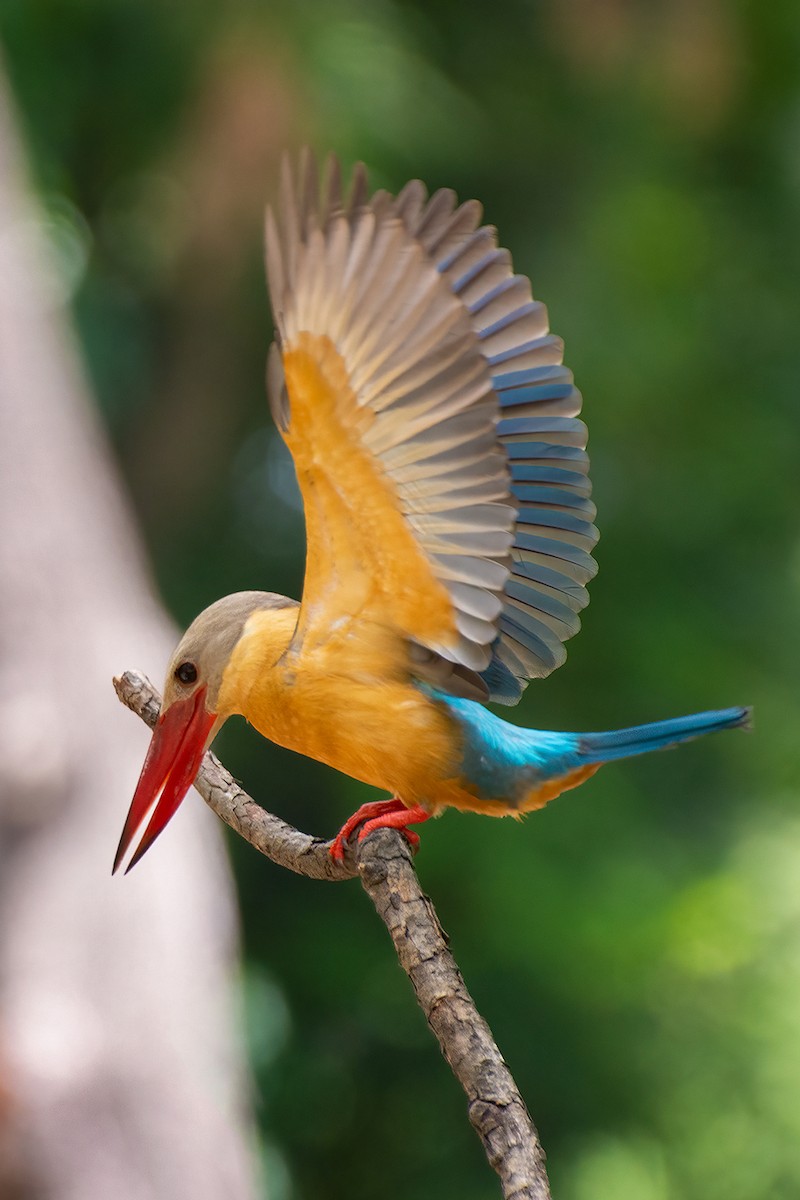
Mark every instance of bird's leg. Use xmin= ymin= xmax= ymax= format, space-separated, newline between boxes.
xmin=330 ymin=798 xmax=429 ymax=861
xmin=358 ymin=803 xmax=430 ymax=849
xmin=329 ymin=799 xmax=404 ymax=861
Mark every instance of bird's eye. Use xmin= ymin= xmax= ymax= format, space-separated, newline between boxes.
xmin=175 ymin=661 xmax=198 ymax=685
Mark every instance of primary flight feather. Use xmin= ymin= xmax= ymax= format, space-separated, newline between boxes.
xmin=114 ymin=152 xmax=748 ymax=873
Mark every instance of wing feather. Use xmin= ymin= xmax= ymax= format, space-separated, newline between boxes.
xmin=267 ymin=154 xmax=513 ymax=671
xmin=390 ymin=169 xmax=599 ymax=701
xmin=265 ymin=153 xmax=598 ymax=701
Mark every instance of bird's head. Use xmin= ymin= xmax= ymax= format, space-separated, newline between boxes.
xmin=114 ymin=590 xmax=298 ymax=873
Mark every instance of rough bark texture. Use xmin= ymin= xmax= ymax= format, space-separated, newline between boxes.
xmin=359 ymin=835 xmax=551 ymax=1200
xmin=116 ymin=670 xmax=553 ymax=1200
xmin=0 ymin=69 xmax=258 ymax=1200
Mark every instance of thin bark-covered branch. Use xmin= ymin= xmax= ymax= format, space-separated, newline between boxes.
xmin=114 ymin=668 xmax=552 ymax=1200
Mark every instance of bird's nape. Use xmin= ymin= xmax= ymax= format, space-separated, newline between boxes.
xmin=113 ymin=686 xmax=218 ymax=874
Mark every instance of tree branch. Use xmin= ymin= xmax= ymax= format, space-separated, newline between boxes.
xmin=114 ymin=668 xmax=552 ymax=1200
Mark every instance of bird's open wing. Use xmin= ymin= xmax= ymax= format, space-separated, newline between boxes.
xmin=266 ymin=152 xmax=597 ymax=701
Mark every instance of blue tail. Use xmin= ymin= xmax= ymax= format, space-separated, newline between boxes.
xmin=577 ymin=706 xmax=751 ymax=765
xmin=428 ymin=686 xmax=751 ymax=808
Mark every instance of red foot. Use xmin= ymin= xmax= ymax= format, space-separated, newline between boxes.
xmin=329 ymin=798 xmax=430 ymax=861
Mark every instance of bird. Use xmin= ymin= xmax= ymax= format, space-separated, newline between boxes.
xmin=114 ymin=151 xmax=750 ymax=874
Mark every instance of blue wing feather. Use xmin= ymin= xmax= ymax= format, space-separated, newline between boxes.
xmin=397 ymin=185 xmax=599 ymax=701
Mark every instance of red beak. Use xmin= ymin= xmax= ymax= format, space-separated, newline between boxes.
xmin=113 ymin=686 xmax=218 ymax=874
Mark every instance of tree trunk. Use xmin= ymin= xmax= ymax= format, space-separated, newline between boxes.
xmin=0 ymin=63 xmax=259 ymax=1200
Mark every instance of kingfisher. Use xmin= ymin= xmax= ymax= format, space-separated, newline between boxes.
xmin=114 ymin=151 xmax=749 ymax=874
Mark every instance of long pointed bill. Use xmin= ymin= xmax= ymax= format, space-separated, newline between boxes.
xmin=113 ymin=686 xmax=218 ymax=874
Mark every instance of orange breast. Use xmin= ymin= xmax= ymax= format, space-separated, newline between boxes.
xmin=222 ymin=608 xmax=463 ymax=807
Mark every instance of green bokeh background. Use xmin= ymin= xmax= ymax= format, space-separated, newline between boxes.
xmin=3 ymin=2 xmax=800 ymax=1197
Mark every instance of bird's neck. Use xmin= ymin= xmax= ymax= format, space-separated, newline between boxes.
xmin=217 ymin=605 xmax=299 ymax=719
xmin=216 ymin=606 xmax=456 ymax=796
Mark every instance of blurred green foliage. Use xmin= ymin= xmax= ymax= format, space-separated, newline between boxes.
xmin=3 ymin=1 xmax=800 ymax=1196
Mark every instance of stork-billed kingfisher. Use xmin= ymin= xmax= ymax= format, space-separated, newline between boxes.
xmin=114 ymin=152 xmax=749 ymax=873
